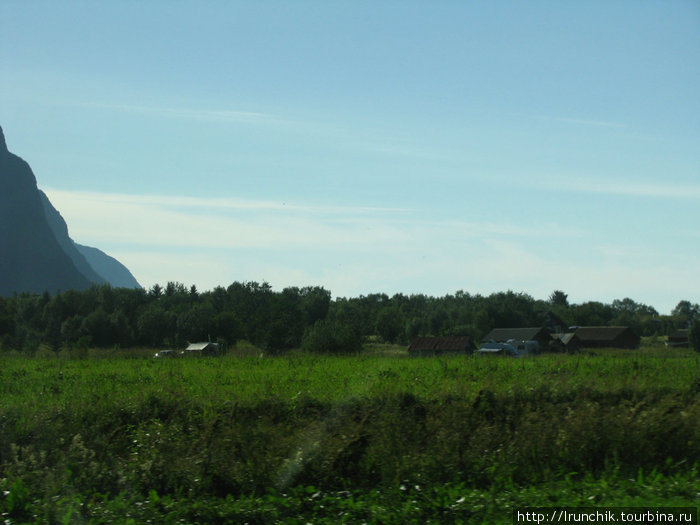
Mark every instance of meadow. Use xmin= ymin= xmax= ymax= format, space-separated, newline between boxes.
xmin=1 ymin=345 xmax=698 ymax=523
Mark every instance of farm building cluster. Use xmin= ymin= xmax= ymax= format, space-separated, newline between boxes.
xmin=408 ymin=311 xmax=649 ymax=357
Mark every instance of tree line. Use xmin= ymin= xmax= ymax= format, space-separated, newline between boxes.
xmin=0 ymin=283 xmax=697 ymax=353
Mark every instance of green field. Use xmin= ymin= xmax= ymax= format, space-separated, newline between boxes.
xmin=1 ymin=346 xmax=698 ymax=523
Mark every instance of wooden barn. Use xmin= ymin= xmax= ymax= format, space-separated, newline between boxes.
xmin=480 ymin=327 xmax=552 ymax=351
xmin=408 ymin=336 xmax=476 ymax=356
xmin=572 ymin=326 xmax=640 ymax=349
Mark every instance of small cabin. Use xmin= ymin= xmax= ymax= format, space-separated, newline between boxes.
xmin=183 ymin=342 xmax=220 ymax=357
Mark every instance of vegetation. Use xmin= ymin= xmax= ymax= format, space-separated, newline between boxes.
xmin=0 ymin=348 xmax=698 ymax=523
xmin=0 ymin=285 xmax=697 ymax=521
xmin=0 ymin=283 xmax=696 ymax=354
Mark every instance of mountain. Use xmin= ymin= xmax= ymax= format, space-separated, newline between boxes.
xmin=0 ymin=125 xmax=141 ymax=295
xmin=39 ymin=190 xmax=141 ymax=289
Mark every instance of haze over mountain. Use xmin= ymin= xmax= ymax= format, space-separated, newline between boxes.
xmin=0 ymin=125 xmax=140 ymax=295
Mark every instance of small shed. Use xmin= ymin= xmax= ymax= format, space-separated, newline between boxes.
xmin=183 ymin=342 xmax=220 ymax=357
xmin=667 ymin=329 xmax=689 ymax=348
xmin=408 ymin=336 xmax=476 ymax=357
xmin=480 ymin=327 xmax=551 ymax=351
xmin=573 ymin=326 xmax=640 ymax=349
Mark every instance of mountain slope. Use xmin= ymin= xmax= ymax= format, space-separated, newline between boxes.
xmin=74 ymin=244 xmax=141 ymax=289
xmin=0 ymin=125 xmax=141 ymax=295
xmin=0 ymin=126 xmax=93 ymax=295
xmin=39 ymin=190 xmax=140 ymax=289
xmin=38 ymin=190 xmax=107 ymax=286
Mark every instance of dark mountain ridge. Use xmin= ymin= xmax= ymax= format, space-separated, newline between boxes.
xmin=0 ymin=125 xmax=140 ymax=295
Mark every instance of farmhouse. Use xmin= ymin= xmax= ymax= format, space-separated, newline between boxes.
xmin=183 ymin=342 xmax=220 ymax=356
xmin=572 ymin=326 xmax=640 ymax=349
xmin=667 ymin=329 xmax=689 ymax=348
xmin=408 ymin=336 xmax=476 ymax=356
xmin=480 ymin=327 xmax=551 ymax=351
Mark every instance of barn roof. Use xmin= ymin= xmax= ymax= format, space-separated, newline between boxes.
xmin=573 ymin=326 xmax=633 ymax=341
xmin=481 ymin=327 xmax=549 ymax=343
xmin=409 ymin=336 xmax=475 ymax=353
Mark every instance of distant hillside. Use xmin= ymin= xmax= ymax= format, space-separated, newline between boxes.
xmin=0 ymin=125 xmax=140 ymax=295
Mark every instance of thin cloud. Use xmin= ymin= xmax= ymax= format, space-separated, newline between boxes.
xmin=525 ymin=176 xmax=700 ymax=200
xmin=43 ymin=188 xmax=574 ymax=255
xmin=79 ymin=101 xmax=287 ymax=126
xmin=44 ymin=189 xmax=408 ymax=215
xmin=557 ymin=178 xmax=700 ymax=199
xmin=537 ymin=115 xmax=626 ymax=128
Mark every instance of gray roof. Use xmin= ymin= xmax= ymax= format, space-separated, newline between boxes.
xmin=186 ymin=342 xmax=218 ymax=351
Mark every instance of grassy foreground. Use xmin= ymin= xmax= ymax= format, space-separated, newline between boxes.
xmin=1 ymin=348 xmax=698 ymax=523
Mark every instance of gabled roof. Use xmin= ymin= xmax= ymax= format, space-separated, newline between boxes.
xmin=573 ymin=326 xmax=633 ymax=341
xmin=481 ymin=327 xmax=549 ymax=343
xmin=542 ymin=310 xmax=567 ymax=329
xmin=409 ymin=336 xmax=475 ymax=353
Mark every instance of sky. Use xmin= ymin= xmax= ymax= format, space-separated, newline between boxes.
xmin=1 ymin=1 xmax=698 ymax=314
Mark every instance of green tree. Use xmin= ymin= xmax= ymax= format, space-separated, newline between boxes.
xmin=301 ymin=319 xmax=361 ymax=354
xmin=672 ymin=300 xmax=699 ymax=327
xmin=548 ymin=290 xmax=569 ymax=307
xmin=137 ymin=306 xmax=176 ymax=347
xmin=689 ymin=319 xmax=700 ymax=353
xmin=214 ymin=311 xmax=243 ymax=345
xmin=376 ymin=307 xmax=402 ymax=343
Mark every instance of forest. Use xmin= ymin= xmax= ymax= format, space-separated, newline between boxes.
xmin=0 ymin=282 xmax=697 ymax=353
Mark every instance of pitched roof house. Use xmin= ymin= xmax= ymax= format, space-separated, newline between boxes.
xmin=408 ymin=336 xmax=476 ymax=356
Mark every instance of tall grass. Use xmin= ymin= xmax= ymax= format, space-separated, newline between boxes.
xmin=1 ymin=348 xmax=698 ymax=523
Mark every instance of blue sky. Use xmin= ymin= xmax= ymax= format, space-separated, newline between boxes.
xmin=1 ymin=1 xmax=698 ymax=313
